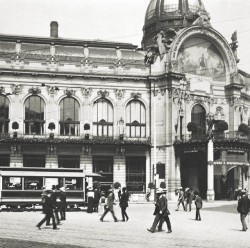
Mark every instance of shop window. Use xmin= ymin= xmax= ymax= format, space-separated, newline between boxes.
xmin=2 ymin=177 xmax=22 ymax=190
xmin=58 ymin=155 xmax=80 ymax=168
xmin=156 ymin=162 xmax=165 ymax=179
xmin=126 ymin=157 xmax=146 ymax=192
xmin=93 ymin=156 xmax=113 ymax=184
xmin=23 ymin=154 xmax=45 ymax=167
xmin=0 ymin=154 xmax=10 ymax=166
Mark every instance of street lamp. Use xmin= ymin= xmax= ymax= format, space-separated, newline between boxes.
xmin=206 ymin=113 xmax=215 ymax=201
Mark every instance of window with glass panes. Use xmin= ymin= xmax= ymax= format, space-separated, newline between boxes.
xmin=59 ymin=97 xmax=80 ymax=136
xmin=23 ymin=154 xmax=46 ymax=167
xmin=0 ymin=154 xmax=10 ymax=166
xmin=126 ymin=100 xmax=146 ymax=138
xmin=93 ymin=99 xmax=113 ymax=137
xmin=58 ymin=155 xmax=80 ymax=168
xmin=24 ymin=96 xmax=45 ymax=135
xmin=126 ymin=157 xmax=146 ymax=192
xmin=0 ymin=95 xmax=9 ymax=134
xmin=191 ymin=104 xmax=206 ymax=137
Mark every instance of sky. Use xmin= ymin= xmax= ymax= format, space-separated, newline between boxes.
xmin=0 ymin=0 xmax=249 ymax=72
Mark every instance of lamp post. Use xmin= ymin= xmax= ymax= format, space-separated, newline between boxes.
xmin=206 ymin=113 xmax=215 ymax=201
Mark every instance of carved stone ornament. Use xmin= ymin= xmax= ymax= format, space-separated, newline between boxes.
xmin=47 ymin=86 xmax=59 ymax=95
xmin=97 ymin=90 xmax=109 ymax=98
xmin=114 ymin=89 xmax=125 ymax=99
xmin=29 ymin=87 xmax=41 ymax=95
xmin=214 ymin=106 xmax=225 ymax=120
xmin=230 ymin=96 xmax=240 ymax=106
xmin=65 ymin=89 xmax=75 ymax=97
xmin=12 ymin=84 xmax=23 ymax=95
xmin=131 ymin=92 xmax=142 ymax=99
xmin=0 ymin=86 xmax=5 ymax=94
xmin=81 ymin=87 xmax=92 ymax=98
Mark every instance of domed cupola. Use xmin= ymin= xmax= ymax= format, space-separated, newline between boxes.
xmin=142 ymin=0 xmax=209 ymax=49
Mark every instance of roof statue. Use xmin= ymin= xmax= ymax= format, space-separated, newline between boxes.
xmin=230 ymin=30 xmax=240 ymax=63
xmin=192 ymin=10 xmax=211 ymax=27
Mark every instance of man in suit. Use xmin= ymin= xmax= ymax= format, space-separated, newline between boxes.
xmin=237 ymin=190 xmax=250 ymax=231
xmin=100 ymin=189 xmax=118 ymax=222
xmin=147 ymin=188 xmax=172 ymax=233
xmin=176 ymin=187 xmax=185 ymax=211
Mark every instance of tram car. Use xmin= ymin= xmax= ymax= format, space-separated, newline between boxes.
xmin=0 ymin=167 xmax=101 ymax=210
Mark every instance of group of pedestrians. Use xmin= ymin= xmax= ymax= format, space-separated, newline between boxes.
xmin=100 ymin=187 xmax=130 ymax=222
xmin=36 ymin=185 xmax=67 ymax=230
xmin=175 ymin=187 xmax=203 ymax=221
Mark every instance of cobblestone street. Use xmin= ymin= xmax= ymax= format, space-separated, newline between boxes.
xmin=0 ymin=201 xmax=249 ymax=248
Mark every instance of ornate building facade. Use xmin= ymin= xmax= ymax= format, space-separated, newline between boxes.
xmin=0 ymin=0 xmax=250 ymax=202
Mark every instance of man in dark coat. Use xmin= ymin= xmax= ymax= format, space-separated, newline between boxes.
xmin=194 ymin=191 xmax=203 ymax=221
xmin=59 ymin=187 xmax=67 ymax=221
xmin=237 ymin=190 xmax=250 ymax=231
xmin=100 ymin=189 xmax=118 ymax=222
xmin=119 ymin=187 xmax=129 ymax=221
xmin=36 ymin=190 xmax=57 ymax=229
xmin=147 ymin=188 xmax=172 ymax=233
xmin=176 ymin=187 xmax=185 ymax=211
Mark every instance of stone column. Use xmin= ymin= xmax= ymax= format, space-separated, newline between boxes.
xmin=113 ymin=158 xmax=126 ymax=187
xmin=207 ymin=139 xmax=215 ymax=200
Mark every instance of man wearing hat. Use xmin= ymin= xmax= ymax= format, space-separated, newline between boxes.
xmin=147 ymin=188 xmax=172 ymax=233
xmin=176 ymin=187 xmax=185 ymax=211
xmin=237 ymin=189 xmax=250 ymax=231
xmin=100 ymin=189 xmax=118 ymax=222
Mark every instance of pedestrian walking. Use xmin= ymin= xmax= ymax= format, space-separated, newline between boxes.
xmin=100 ymin=189 xmax=118 ymax=222
xmin=184 ymin=188 xmax=193 ymax=211
xmin=157 ymin=190 xmax=172 ymax=233
xmin=99 ymin=192 xmax=106 ymax=215
xmin=36 ymin=189 xmax=58 ymax=230
xmin=194 ymin=191 xmax=202 ymax=221
xmin=119 ymin=187 xmax=129 ymax=221
xmin=175 ymin=187 xmax=185 ymax=211
xmin=237 ymin=189 xmax=250 ymax=231
xmin=93 ymin=188 xmax=101 ymax=212
xmin=50 ymin=185 xmax=61 ymax=225
xmin=59 ymin=187 xmax=67 ymax=220
xmin=87 ymin=187 xmax=94 ymax=213
xmin=147 ymin=188 xmax=172 ymax=233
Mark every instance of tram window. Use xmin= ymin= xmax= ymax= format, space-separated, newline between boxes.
xmin=65 ymin=178 xmax=83 ymax=190
xmin=2 ymin=177 xmax=22 ymax=190
xmin=24 ymin=177 xmax=43 ymax=190
xmin=44 ymin=178 xmax=59 ymax=190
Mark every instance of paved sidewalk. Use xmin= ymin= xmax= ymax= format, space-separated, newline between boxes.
xmin=0 ymin=201 xmax=248 ymax=248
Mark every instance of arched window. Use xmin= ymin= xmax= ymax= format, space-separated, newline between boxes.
xmin=0 ymin=95 xmax=9 ymax=134
xmin=24 ymin=96 xmax=45 ymax=135
xmin=93 ymin=99 xmax=113 ymax=137
xmin=59 ymin=97 xmax=80 ymax=136
xmin=191 ymin=104 xmax=206 ymax=137
xmin=126 ymin=100 xmax=146 ymax=138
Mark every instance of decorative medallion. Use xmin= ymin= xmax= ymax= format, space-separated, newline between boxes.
xmin=12 ymin=84 xmax=23 ymax=95
xmin=81 ymin=87 xmax=92 ymax=98
xmin=65 ymin=89 xmax=75 ymax=97
xmin=114 ymin=89 xmax=125 ymax=99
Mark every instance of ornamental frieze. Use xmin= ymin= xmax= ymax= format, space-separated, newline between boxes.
xmin=131 ymin=92 xmax=141 ymax=99
xmin=98 ymin=90 xmax=109 ymax=98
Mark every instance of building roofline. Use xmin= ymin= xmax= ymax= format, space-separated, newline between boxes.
xmin=0 ymin=33 xmax=138 ymax=50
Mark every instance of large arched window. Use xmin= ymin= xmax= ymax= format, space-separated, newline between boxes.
xmin=24 ymin=96 xmax=45 ymax=135
xmin=0 ymin=95 xmax=9 ymax=134
xmin=191 ymin=104 xmax=206 ymax=137
xmin=59 ymin=97 xmax=80 ymax=136
xmin=126 ymin=100 xmax=146 ymax=138
xmin=93 ymin=99 xmax=113 ymax=137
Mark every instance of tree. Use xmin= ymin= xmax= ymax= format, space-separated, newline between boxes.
xmin=48 ymin=122 xmax=55 ymax=131
xmin=187 ymin=122 xmax=197 ymax=132
xmin=215 ymin=121 xmax=228 ymax=132
xmin=160 ymin=182 xmax=166 ymax=189
xmin=12 ymin=122 xmax=19 ymax=138
xmin=148 ymin=182 xmax=155 ymax=189
xmin=238 ymin=123 xmax=249 ymax=135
